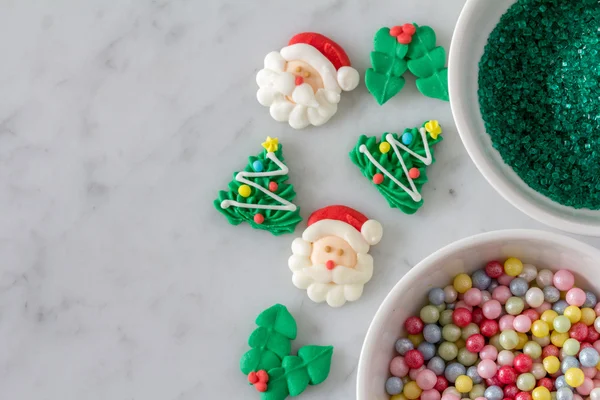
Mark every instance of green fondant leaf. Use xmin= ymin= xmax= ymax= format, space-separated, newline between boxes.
xmin=416 ymin=69 xmax=449 ymax=101
xmin=281 ymin=356 xmax=310 ymax=396
xmin=373 ymin=27 xmax=398 ymax=56
xmin=255 ymin=304 xmax=297 ymax=340
xmin=240 ymin=348 xmax=281 ymax=375
xmin=365 ymin=69 xmax=406 ymax=105
xmin=298 ymin=345 xmax=334 ymax=385
xmin=261 ymin=368 xmax=289 ymax=400
xmin=267 ymin=331 xmax=292 ymax=359
xmin=407 ymin=25 xmax=437 ymax=59
xmin=408 ymin=46 xmax=446 ymax=78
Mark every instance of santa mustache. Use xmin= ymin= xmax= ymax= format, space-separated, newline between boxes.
xmin=256 ymin=69 xmax=341 ymax=107
xmin=296 ymin=262 xmax=373 ymax=285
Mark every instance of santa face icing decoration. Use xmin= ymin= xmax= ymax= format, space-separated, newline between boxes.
xmin=288 ymin=205 xmax=383 ymax=308
xmin=256 ymin=32 xmax=360 ymax=130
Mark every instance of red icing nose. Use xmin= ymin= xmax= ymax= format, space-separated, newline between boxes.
xmin=326 ymin=260 xmax=335 ymax=270
xmin=295 ymin=76 xmax=304 ymax=86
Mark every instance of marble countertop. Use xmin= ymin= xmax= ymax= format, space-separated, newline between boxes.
xmin=3 ymin=0 xmax=600 ymax=399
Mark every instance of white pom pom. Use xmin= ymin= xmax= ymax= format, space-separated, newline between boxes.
xmin=291 ymin=238 xmax=312 ymax=256
xmin=264 ymin=51 xmax=286 ymax=72
xmin=361 ymin=219 xmax=383 ymax=245
xmin=337 ymin=66 xmax=360 ymax=91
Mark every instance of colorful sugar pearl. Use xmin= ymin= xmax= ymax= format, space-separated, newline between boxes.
xmin=385 ymin=260 xmax=600 ymax=400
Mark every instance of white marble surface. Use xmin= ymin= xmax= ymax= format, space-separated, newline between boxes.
xmin=2 ymin=1 xmax=600 ymax=399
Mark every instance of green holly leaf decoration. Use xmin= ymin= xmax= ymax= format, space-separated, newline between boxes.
xmin=349 ymin=121 xmax=444 ymax=214
xmin=406 ymin=25 xmax=449 ymax=101
xmin=241 ymin=305 xmax=334 ymax=400
xmin=365 ymin=27 xmax=409 ymax=105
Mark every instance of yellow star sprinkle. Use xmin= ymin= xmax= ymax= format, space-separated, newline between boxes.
xmin=425 ymin=120 xmax=442 ymax=139
xmin=262 ymin=136 xmax=279 ymax=152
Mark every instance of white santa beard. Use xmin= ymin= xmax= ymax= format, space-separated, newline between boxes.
xmin=288 ymin=250 xmax=374 ymax=308
xmin=256 ymin=66 xmax=340 ymax=129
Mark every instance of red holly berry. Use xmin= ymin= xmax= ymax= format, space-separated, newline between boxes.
xmin=402 ymin=23 xmax=416 ymax=36
xmin=472 ymin=307 xmax=484 ymax=324
xmin=486 ymin=261 xmax=504 ymax=278
xmin=537 ymin=377 xmax=553 ymax=391
xmin=397 ymin=33 xmax=412 ymax=44
xmin=466 ymin=334 xmax=485 ymax=353
xmin=453 ymin=307 xmax=473 ymax=328
xmin=255 ymin=382 xmax=267 ymax=392
xmin=513 ymin=354 xmax=533 ymax=373
xmin=542 ymin=345 xmax=559 ymax=358
xmin=248 ymin=372 xmax=258 ymax=384
xmin=504 ymin=384 xmax=519 ymax=399
xmin=515 ymin=393 xmax=532 ymax=400
xmin=522 ymin=309 xmax=540 ymax=322
xmin=434 ymin=375 xmax=449 ymax=392
xmin=405 ymin=316 xmax=424 ymax=335
xmin=405 ymin=349 xmax=424 ymax=369
xmin=256 ymin=370 xmax=269 ymax=383
xmin=570 ymin=322 xmax=588 ymax=342
xmin=389 ymin=25 xmax=403 ymax=36
xmin=587 ymin=326 xmax=600 ymax=342
xmin=498 ymin=366 xmax=517 ymax=385
xmin=480 ymin=319 xmax=499 ymax=337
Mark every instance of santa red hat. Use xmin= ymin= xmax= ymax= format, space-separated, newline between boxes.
xmin=302 ymin=205 xmax=383 ymax=254
xmin=280 ymin=32 xmax=360 ymax=92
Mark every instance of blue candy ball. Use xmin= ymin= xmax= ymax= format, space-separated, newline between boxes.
xmin=401 ymin=132 xmax=413 ymax=145
xmin=561 ymin=356 xmax=580 ymax=374
xmin=556 ymin=387 xmax=574 ymax=400
xmin=509 ymin=277 xmax=528 ymax=296
xmin=543 ymin=286 xmax=560 ymax=303
xmin=427 ymin=356 xmax=446 ymax=376
xmin=395 ymin=338 xmax=414 ymax=355
xmin=467 ymin=365 xmax=482 ymax=384
xmin=444 ymin=362 xmax=466 ymax=383
xmin=428 ymin=287 xmax=446 ymax=306
xmin=579 ymin=347 xmax=600 ymax=367
xmin=553 ymin=300 xmax=569 ymax=315
xmin=584 ymin=291 xmax=598 ymax=308
xmin=555 ymin=375 xmax=572 ymax=390
xmin=484 ymin=385 xmax=504 ymax=400
xmin=418 ymin=342 xmax=437 ymax=361
xmin=472 ymin=269 xmax=492 ymax=290
xmin=385 ymin=377 xmax=404 ymax=395
xmin=252 ymin=160 xmax=264 ymax=172
xmin=423 ymin=324 xmax=442 ymax=344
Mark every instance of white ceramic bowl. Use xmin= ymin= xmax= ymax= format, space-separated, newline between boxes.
xmin=356 ymin=229 xmax=600 ymax=400
xmin=448 ymin=0 xmax=600 ymax=236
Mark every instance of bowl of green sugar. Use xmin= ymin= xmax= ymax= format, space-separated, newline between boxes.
xmin=449 ymin=0 xmax=600 ymax=235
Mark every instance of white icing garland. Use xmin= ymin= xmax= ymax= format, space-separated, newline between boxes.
xmin=220 ymin=152 xmax=297 ymax=212
xmin=359 ymin=127 xmax=432 ymax=202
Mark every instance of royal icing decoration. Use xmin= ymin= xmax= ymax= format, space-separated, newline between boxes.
xmin=256 ymin=32 xmax=360 ymax=129
xmin=365 ymin=23 xmax=449 ymax=104
xmin=240 ymin=304 xmax=333 ymax=400
xmin=288 ymin=205 xmax=383 ymax=308
xmin=214 ymin=137 xmax=302 ymax=235
xmin=349 ymin=120 xmax=443 ymax=214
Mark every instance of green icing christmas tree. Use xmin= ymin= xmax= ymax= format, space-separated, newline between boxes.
xmin=241 ymin=304 xmax=334 ymax=400
xmin=365 ymin=23 xmax=449 ymax=104
xmin=214 ymin=137 xmax=302 ymax=235
xmin=350 ymin=120 xmax=443 ymax=214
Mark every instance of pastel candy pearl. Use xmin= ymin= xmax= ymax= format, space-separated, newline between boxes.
xmin=498 ymin=274 xmax=515 ymax=286
xmin=590 ymin=388 xmax=600 ymax=400
xmin=483 ymin=300 xmax=502 ymax=319
xmin=481 ymin=290 xmax=492 ymax=303
xmin=455 ymin=301 xmax=473 ymax=312
xmin=480 ymin=345 xmax=498 ymax=360
xmin=390 ymin=356 xmax=409 ymax=377
xmin=584 ymin=291 xmax=597 ymax=308
xmin=498 ymin=349 xmax=515 ymax=366
xmin=553 ymin=269 xmax=575 ymax=291
xmin=531 ymin=362 xmax=546 ymax=380
xmin=477 ymin=359 xmax=497 ymax=379
xmin=422 ymin=389 xmax=442 ymax=400
xmin=536 ymin=269 xmax=554 ymax=288
xmin=536 ymin=302 xmax=552 ymax=314
xmin=526 ymin=287 xmax=545 ymax=308
xmin=519 ymin=264 xmax=538 ymax=282
xmin=567 ymin=288 xmax=587 ymax=307
xmin=492 ymin=286 xmax=512 ymax=304
xmin=500 ymin=315 xmax=516 ymax=331
xmin=514 ymin=315 xmax=533 ymax=333
xmin=410 ymin=365 xmax=426 ymax=380
xmin=464 ymin=288 xmax=483 ymax=306
xmin=417 ymin=369 xmax=437 ymax=390
xmin=441 ymin=394 xmax=460 ymax=400
xmin=577 ymin=377 xmax=594 ymax=395
xmin=444 ymin=285 xmax=458 ymax=303
xmin=596 ymin=302 xmax=600 ymax=316
xmin=583 ymin=366 xmax=597 ymax=378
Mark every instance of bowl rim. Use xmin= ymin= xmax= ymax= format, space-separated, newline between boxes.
xmin=447 ymin=0 xmax=600 ymax=237
xmin=356 ymin=228 xmax=600 ymax=399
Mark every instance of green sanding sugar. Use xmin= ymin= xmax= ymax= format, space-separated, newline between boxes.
xmin=478 ymin=0 xmax=600 ymax=209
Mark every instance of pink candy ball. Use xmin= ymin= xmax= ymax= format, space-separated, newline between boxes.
xmin=480 ymin=345 xmax=498 ymax=361
xmin=536 ymin=302 xmax=552 ymax=314
xmin=573 ymin=395 xmax=583 ymax=400
xmin=578 ymin=378 xmax=594 ymax=396
xmin=500 ymin=315 xmax=516 ymax=331
xmin=595 ymin=302 xmax=600 ymax=316
xmin=417 ymin=369 xmax=438 ymax=390
xmin=593 ymin=379 xmax=600 ymax=388
xmin=409 ymin=365 xmax=426 ymax=380
xmin=455 ymin=301 xmax=473 ymax=312
xmin=478 ymin=359 xmax=498 ymax=379
xmin=441 ymin=394 xmax=460 ymax=400
xmin=498 ymin=350 xmax=515 ymax=366
xmin=594 ymin=340 xmax=600 ymax=354
xmin=422 ymin=389 xmax=442 ymax=400
xmin=553 ymin=269 xmax=575 ymax=291
xmin=465 ymin=288 xmax=483 ymax=306
xmin=483 ymin=300 xmax=502 ymax=319
xmin=492 ymin=285 xmax=512 ymax=304
xmin=566 ymin=287 xmax=587 ymax=307
xmin=390 ymin=356 xmax=409 ymax=377
xmin=498 ymin=274 xmax=515 ymax=286
xmin=514 ymin=314 xmax=533 ymax=333
xmin=584 ymin=367 xmax=598 ymax=379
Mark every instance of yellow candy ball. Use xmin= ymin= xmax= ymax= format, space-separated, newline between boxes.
xmin=379 ymin=142 xmax=391 ymax=153
xmin=516 ymin=333 xmax=529 ymax=350
xmin=238 ymin=184 xmax=252 ymax=197
xmin=581 ymin=307 xmax=596 ymax=326
xmin=564 ymin=367 xmax=585 ymax=388
xmin=564 ymin=306 xmax=582 ymax=323
xmin=455 ymin=375 xmax=473 ymax=393
xmin=453 ymin=273 xmax=472 ymax=294
xmin=408 ymin=333 xmax=424 ymax=347
xmin=543 ymin=356 xmax=560 ymax=374
xmin=504 ymin=257 xmax=524 ymax=276
xmin=540 ymin=310 xmax=558 ymax=325
xmin=550 ymin=331 xmax=569 ymax=347
xmin=391 ymin=395 xmax=408 ymax=400
xmin=404 ymin=381 xmax=422 ymax=400
xmin=532 ymin=386 xmax=551 ymax=400
xmin=531 ymin=320 xmax=550 ymax=338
